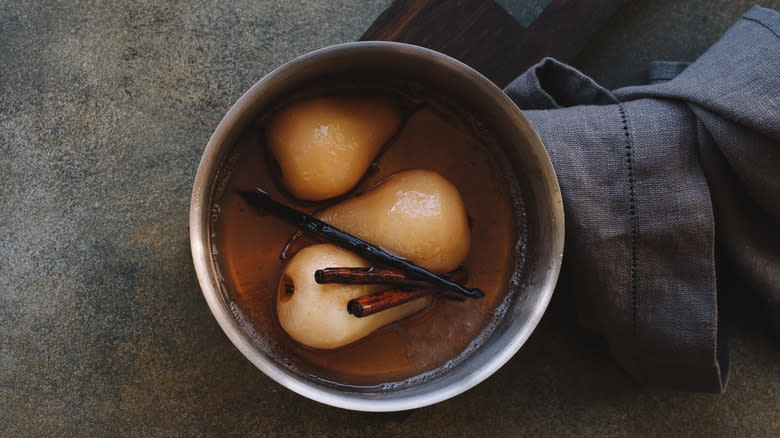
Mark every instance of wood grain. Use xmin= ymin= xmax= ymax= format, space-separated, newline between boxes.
xmin=361 ymin=0 xmax=627 ymax=87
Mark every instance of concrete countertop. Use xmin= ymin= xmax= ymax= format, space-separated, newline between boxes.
xmin=2 ymin=1 xmax=778 ymax=436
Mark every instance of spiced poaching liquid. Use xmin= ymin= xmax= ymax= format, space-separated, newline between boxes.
xmin=211 ymin=98 xmax=524 ymax=388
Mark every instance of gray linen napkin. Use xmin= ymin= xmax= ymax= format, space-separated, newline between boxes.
xmin=504 ymin=5 xmax=779 ymax=393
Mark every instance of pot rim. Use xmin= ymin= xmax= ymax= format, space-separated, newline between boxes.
xmin=189 ymin=41 xmax=564 ymax=412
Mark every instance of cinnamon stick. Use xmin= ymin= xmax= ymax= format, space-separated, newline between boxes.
xmin=347 ymin=286 xmax=442 ymax=318
xmin=344 ymin=267 xmax=468 ymax=318
xmin=238 ymin=188 xmax=484 ymax=299
xmin=315 ymin=266 xmax=467 ymax=289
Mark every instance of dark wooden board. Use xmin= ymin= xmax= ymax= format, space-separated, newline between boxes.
xmin=361 ymin=0 xmax=627 ymax=88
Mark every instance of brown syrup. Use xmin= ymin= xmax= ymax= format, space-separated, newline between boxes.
xmin=213 ymin=102 xmax=519 ymax=387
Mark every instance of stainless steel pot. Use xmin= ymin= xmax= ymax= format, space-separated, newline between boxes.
xmin=190 ymin=42 xmax=564 ymax=411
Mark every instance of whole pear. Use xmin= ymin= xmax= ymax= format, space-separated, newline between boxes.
xmin=276 ymin=243 xmax=432 ymax=349
xmin=266 ymin=96 xmax=401 ymax=201
xmin=316 ymin=169 xmax=471 ymax=274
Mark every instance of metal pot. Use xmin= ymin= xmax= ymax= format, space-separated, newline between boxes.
xmin=190 ymin=42 xmax=564 ymax=411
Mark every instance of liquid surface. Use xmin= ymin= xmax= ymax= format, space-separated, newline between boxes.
xmin=213 ymin=103 xmax=518 ymax=386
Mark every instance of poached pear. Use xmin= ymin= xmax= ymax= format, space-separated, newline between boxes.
xmin=266 ymin=96 xmax=401 ymax=201
xmin=276 ymin=243 xmax=432 ymax=349
xmin=316 ymin=169 xmax=471 ymax=274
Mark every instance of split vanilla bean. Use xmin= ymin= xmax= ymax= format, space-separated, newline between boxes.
xmin=238 ymin=188 xmax=484 ymax=299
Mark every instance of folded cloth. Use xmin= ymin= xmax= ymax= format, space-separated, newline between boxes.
xmin=504 ymin=5 xmax=779 ymax=393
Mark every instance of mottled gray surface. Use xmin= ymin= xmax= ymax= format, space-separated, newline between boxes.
xmin=1 ymin=1 xmax=778 ymax=436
